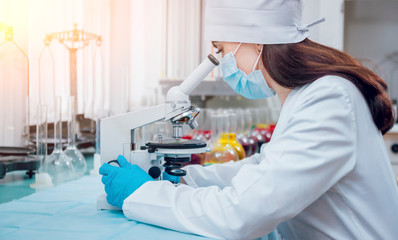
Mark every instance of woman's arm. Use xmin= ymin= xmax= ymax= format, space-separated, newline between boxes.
xmin=122 ymin=79 xmax=357 ymax=239
xmin=182 ymin=153 xmax=262 ymax=188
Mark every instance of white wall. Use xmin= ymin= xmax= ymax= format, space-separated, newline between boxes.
xmin=344 ymin=1 xmax=398 ymax=100
xmin=302 ymin=0 xmax=345 ymax=50
xmin=108 ymin=0 xmax=131 ymax=115
xmin=108 ymin=0 xmax=164 ymax=115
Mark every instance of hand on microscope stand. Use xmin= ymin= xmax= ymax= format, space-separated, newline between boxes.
xmin=97 ymin=54 xmax=219 ymax=210
xmin=100 ymin=155 xmax=154 ymax=209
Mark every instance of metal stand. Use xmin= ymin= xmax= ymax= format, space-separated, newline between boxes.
xmin=44 ymin=23 xmax=102 ymax=112
xmin=44 ymin=24 xmax=102 ymax=141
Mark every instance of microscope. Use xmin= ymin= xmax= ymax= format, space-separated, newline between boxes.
xmin=97 ymin=54 xmax=219 ymax=210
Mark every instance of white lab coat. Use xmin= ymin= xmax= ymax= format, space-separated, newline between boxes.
xmin=123 ymin=75 xmax=398 ymax=240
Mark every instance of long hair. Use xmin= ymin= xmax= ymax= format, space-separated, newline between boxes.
xmin=262 ymin=38 xmax=394 ymax=135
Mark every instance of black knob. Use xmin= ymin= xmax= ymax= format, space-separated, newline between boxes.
xmin=165 ymin=168 xmax=186 ymax=177
xmin=391 ymin=144 xmax=398 ymax=153
xmin=26 ymin=170 xmax=35 ymax=179
xmin=148 ymin=166 xmax=161 ymax=179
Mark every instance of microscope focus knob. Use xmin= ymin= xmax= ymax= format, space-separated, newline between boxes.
xmin=148 ymin=166 xmax=161 ymax=179
xmin=188 ymin=120 xmax=198 ymax=129
xmin=391 ymin=143 xmax=398 ymax=153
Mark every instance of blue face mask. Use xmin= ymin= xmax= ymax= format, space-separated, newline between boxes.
xmin=221 ymin=43 xmax=276 ymax=99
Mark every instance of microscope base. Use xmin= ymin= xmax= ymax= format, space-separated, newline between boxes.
xmin=96 ymin=193 xmax=121 ymax=210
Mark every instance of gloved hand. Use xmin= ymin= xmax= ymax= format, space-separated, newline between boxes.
xmin=99 ymin=155 xmax=153 ymax=209
xmin=113 ymin=154 xmax=133 ymax=169
xmin=162 ymin=171 xmax=180 ymax=183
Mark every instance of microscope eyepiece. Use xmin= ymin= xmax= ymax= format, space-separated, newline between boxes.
xmin=207 ymin=54 xmax=219 ymax=66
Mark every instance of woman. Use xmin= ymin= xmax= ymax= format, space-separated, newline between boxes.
xmin=100 ymin=0 xmax=398 ymax=239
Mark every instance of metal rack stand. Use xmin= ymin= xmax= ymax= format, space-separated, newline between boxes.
xmin=44 ymin=23 xmax=102 ymax=110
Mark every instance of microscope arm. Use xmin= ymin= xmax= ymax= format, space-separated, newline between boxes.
xmin=101 ymin=104 xmax=163 ymax=163
xmin=101 ymin=103 xmax=192 ymax=163
xmin=100 ymin=55 xmax=219 ymax=163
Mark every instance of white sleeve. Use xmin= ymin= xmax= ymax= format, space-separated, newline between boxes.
xmin=182 ymin=153 xmax=262 ymax=188
xmin=123 ymin=81 xmax=357 ymax=240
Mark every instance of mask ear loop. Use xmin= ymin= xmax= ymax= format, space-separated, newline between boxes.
xmin=233 ymin=42 xmax=242 ymax=55
xmin=252 ymin=45 xmax=263 ymax=72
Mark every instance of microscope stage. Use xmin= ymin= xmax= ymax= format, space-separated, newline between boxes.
xmin=146 ymin=139 xmax=206 ymax=149
xmin=145 ymin=139 xmax=207 ymax=155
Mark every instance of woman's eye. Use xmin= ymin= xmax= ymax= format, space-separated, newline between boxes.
xmin=215 ymin=48 xmax=223 ymax=54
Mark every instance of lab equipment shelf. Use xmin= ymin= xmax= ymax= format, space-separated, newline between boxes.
xmin=159 ymin=78 xmax=237 ymax=96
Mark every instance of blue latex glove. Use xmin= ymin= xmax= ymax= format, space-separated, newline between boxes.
xmin=162 ymin=171 xmax=180 ymax=183
xmin=99 ymin=155 xmax=153 ymax=209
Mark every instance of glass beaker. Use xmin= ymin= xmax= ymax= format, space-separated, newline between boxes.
xmin=244 ymin=109 xmax=259 ymax=154
xmin=46 ymin=96 xmax=75 ymax=183
xmin=220 ymin=110 xmax=245 ymax=160
xmin=190 ymin=108 xmax=211 ymax=165
xmin=36 ymin=105 xmax=48 ymax=173
xmin=30 ymin=105 xmax=53 ymax=189
xmin=251 ymin=108 xmax=266 ymax=152
xmin=236 ymin=109 xmax=252 ymax=157
xmin=64 ymin=96 xmax=86 ymax=177
xmin=193 ymin=108 xmax=210 ymax=142
xmin=203 ymin=111 xmax=238 ymax=165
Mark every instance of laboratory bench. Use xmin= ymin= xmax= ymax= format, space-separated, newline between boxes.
xmin=0 ymin=155 xmax=214 ymax=240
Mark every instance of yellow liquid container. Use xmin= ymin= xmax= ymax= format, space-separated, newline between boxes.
xmin=204 ymin=143 xmax=239 ymax=165
xmin=218 ymin=133 xmax=246 ymax=160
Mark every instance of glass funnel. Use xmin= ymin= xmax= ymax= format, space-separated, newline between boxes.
xmin=46 ymin=97 xmax=75 ymax=183
xmin=64 ymin=96 xmax=86 ymax=177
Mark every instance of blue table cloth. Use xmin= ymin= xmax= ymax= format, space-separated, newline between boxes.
xmin=0 ymin=175 xmax=213 ymax=240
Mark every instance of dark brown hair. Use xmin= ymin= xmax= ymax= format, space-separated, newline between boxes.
xmin=262 ymin=38 xmax=394 ymax=135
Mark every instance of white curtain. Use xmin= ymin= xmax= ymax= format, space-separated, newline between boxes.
xmin=0 ymin=0 xmax=30 ymax=146
xmin=0 ymin=0 xmax=210 ymax=146
xmin=26 ymin=0 xmax=111 ymax=121
xmin=0 ymin=0 xmax=111 ymax=146
xmin=115 ymin=0 xmax=208 ymax=112
xmin=164 ymin=0 xmax=202 ymax=80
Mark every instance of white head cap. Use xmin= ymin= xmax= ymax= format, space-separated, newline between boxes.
xmin=204 ymin=0 xmax=324 ymax=44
